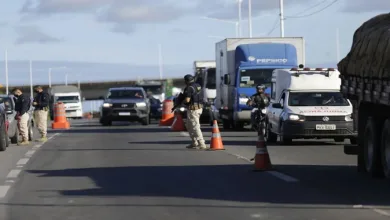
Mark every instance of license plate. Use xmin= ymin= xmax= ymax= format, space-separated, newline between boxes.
xmin=315 ymin=124 xmax=336 ymax=130
xmin=118 ymin=112 xmax=130 ymax=116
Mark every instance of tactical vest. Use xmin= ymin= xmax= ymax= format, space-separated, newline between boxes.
xmin=188 ymin=82 xmax=203 ymax=108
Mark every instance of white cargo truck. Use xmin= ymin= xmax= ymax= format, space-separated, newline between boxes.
xmin=48 ymin=85 xmax=83 ymax=120
xmin=215 ymin=37 xmax=305 ymax=130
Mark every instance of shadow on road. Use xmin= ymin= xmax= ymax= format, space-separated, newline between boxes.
xmin=25 ymin=164 xmax=390 ymax=207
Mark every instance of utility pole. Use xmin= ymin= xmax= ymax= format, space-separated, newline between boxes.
xmin=238 ymin=0 xmax=243 ymax=37
xmin=248 ymin=0 xmax=252 ymax=37
xmin=29 ymin=60 xmax=33 ymax=99
xmin=336 ymin=28 xmax=340 ymax=62
xmin=48 ymin=68 xmax=52 ymax=88
xmin=158 ymin=44 xmax=163 ymax=80
xmin=279 ymin=0 xmax=285 ymax=37
xmin=5 ymin=50 xmax=8 ymax=94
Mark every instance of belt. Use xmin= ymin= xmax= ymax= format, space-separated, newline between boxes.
xmin=188 ymin=104 xmax=203 ymax=110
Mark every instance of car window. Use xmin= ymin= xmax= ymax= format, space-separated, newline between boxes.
xmin=107 ymin=90 xmax=144 ymax=99
xmin=0 ymin=97 xmax=13 ymax=110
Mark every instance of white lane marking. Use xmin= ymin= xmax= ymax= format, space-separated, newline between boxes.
xmin=224 ymin=151 xmax=300 ymax=182
xmin=0 ymin=185 xmax=11 ymax=198
xmin=266 ymin=171 xmax=299 ymax=182
xmin=353 ymin=204 xmax=364 ymax=208
xmin=16 ymin=158 xmax=29 ymax=166
xmin=47 ymin=133 xmax=60 ymax=140
xmin=6 ymin=169 xmax=21 ymax=178
xmin=373 ymin=209 xmax=390 ymax=217
xmin=5 ymin=180 xmax=15 ymax=183
xmin=25 ymin=150 xmax=35 ymax=157
xmin=33 ymin=144 xmax=41 ymax=149
xmin=16 ymin=165 xmax=23 ymax=168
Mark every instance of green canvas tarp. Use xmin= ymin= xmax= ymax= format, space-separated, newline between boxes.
xmin=338 ymin=13 xmax=390 ymax=79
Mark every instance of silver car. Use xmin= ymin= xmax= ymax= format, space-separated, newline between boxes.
xmin=1 ymin=95 xmax=34 ymax=143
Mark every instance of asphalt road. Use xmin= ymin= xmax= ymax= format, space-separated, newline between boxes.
xmin=0 ymin=119 xmax=388 ymax=219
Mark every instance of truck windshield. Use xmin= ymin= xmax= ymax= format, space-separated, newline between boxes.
xmin=107 ymin=90 xmax=144 ymax=99
xmin=239 ymin=69 xmax=273 ymax=88
xmin=140 ymin=85 xmax=162 ymax=95
xmin=206 ymin=69 xmax=216 ymax=89
xmin=288 ymin=92 xmax=350 ymax=106
xmin=56 ymin=96 xmax=79 ymax=103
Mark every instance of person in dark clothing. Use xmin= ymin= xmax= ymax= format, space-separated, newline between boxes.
xmin=32 ymin=85 xmax=50 ymax=142
xmin=11 ymin=88 xmax=31 ymax=145
xmin=182 ymin=74 xmax=206 ymax=149
xmin=247 ymin=84 xmax=270 ymax=130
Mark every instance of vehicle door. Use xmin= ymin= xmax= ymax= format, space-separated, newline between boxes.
xmin=4 ymin=97 xmax=17 ymax=136
xmin=270 ymin=92 xmax=286 ymax=133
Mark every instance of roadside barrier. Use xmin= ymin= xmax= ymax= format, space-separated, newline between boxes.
xmin=208 ymin=120 xmax=225 ymax=150
xmin=159 ymin=100 xmax=175 ymax=126
xmin=171 ymin=111 xmax=186 ymax=131
xmin=52 ymin=102 xmax=70 ymax=129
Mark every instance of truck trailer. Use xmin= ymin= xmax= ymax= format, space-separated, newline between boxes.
xmin=339 ymin=13 xmax=390 ymax=178
xmin=215 ymin=37 xmax=305 ymax=130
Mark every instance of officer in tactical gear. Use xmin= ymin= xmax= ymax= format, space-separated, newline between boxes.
xmin=182 ymin=74 xmax=207 ymax=149
xmin=33 ymin=86 xmax=50 ymax=142
xmin=247 ymin=84 xmax=270 ymax=129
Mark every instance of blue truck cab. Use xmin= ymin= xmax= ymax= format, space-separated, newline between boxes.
xmin=215 ymin=38 xmax=305 ymax=130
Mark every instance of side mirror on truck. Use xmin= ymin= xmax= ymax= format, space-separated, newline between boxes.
xmin=223 ymin=74 xmax=230 ymax=84
xmin=272 ymin=103 xmax=283 ymax=109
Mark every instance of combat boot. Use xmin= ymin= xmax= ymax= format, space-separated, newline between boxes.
xmin=196 ymin=142 xmax=208 ymax=150
xmin=186 ymin=142 xmax=198 ymax=149
xmin=37 ymin=136 xmax=48 ymax=142
xmin=18 ymin=140 xmax=30 ymax=146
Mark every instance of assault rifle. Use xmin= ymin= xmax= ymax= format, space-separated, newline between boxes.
xmin=171 ymin=92 xmax=186 ymax=112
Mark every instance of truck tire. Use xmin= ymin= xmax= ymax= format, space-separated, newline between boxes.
xmin=380 ymin=119 xmax=390 ymax=178
xmin=363 ymin=117 xmax=383 ymax=177
xmin=222 ymin=119 xmax=230 ymax=129
xmin=280 ymin=123 xmax=292 ymax=145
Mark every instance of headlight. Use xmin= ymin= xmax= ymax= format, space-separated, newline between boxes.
xmin=102 ymin=103 xmax=112 ymax=107
xmin=261 ymin=109 xmax=267 ymax=114
xmin=239 ymin=97 xmax=248 ymax=105
xmin=136 ymin=102 xmax=146 ymax=107
xmin=345 ymin=114 xmax=353 ymax=121
xmin=179 ymin=107 xmax=185 ymax=111
xmin=288 ymin=114 xmax=303 ymax=121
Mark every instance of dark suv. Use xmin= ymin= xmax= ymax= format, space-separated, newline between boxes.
xmin=99 ymin=87 xmax=150 ymax=126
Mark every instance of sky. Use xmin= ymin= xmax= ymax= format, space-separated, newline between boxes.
xmin=0 ymin=0 xmax=388 ymax=85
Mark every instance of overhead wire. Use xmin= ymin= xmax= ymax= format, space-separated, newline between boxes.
xmin=286 ymin=0 xmax=339 ymax=18
xmin=266 ymin=16 xmax=280 ymax=36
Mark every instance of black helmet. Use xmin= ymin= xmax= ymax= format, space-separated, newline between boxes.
xmin=184 ymin=74 xmax=194 ymax=83
xmin=256 ymin=84 xmax=266 ymax=90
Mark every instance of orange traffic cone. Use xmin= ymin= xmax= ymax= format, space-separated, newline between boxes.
xmin=159 ymin=100 xmax=175 ymax=126
xmin=52 ymin=102 xmax=70 ymax=129
xmin=208 ymin=120 xmax=225 ymax=150
xmin=252 ymin=133 xmax=272 ymax=171
xmin=171 ymin=112 xmax=186 ymax=131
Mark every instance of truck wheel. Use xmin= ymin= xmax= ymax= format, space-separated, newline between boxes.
xmin=222 ymin=119 xmax=230 ymax=129
xmin=280 ymin=123 xmax=292 ymax=145
xmin=363 ymin=117 xmax=383 ymax=177
xmin=267 ymin=128 xmax=278 ymax=143
xmin=0 ymin=123 xmax=7 ymax=151
xmin=380 ymin=119 xmax=390 ymax=178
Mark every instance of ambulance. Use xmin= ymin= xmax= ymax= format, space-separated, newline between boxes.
xmin=266 ymin=67 xmax=357 ymax=144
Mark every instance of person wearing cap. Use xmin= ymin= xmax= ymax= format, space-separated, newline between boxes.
xmin=247 ymin=84 xmax=270 ymax=130
xmin=32 ymin=85 xmax=50 ymax=142
xmin=182 ymin=74 xmax=207 ymax=149
xmin=11 ymin=88 xmax=31 ymax=146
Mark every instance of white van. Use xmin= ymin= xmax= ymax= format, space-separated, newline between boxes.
xmin=266 ymin=68 xmax=357 ymax=144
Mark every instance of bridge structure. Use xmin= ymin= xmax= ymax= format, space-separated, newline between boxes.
xmin=1 ymin=78 xmax=185 ymax=100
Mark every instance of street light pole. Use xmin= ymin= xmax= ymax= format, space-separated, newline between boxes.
xmin=29 ymin=60 xmax=33 ymax=99
xmin=248 ymin=0 xmax=252 ymax=38
xmin=279 ymin=0 xmax=285 ymax=37
xmin=158 ymin=44 xmax=163 ymax=80
xmin=336 ymin=28 xmax=340 ymax=62
xmin=238 ymin=0 xmax=242 ymax=37
xmin=48 ymin=68 xmax=52 ymax=88
xmin=5 ymin=50 xmax=8 ymax=94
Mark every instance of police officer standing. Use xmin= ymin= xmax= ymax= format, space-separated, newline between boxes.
xmin=32 ymin=86 xmax=49 ymax=142
xmin=11 ymin=88 xmax=31 ymax=146
xmin=247 ymin=84 xmax=270 ymax=129
xmin=183 ymin=74 xmax=207 ymax=149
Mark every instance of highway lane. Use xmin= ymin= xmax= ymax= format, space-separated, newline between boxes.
xmin=0 ymin=119 xmax=389 ymax=219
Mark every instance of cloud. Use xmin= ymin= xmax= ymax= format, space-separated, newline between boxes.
xmin=14 ymin=25 xmax=62 ymax=45
xmin=340 ymin=0 xmax=390 ymax=13
xmin=18 ymin=0 xmax=313 ymax=34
